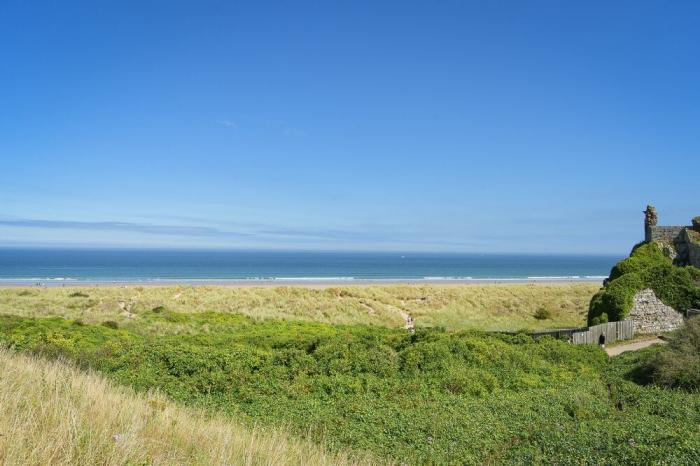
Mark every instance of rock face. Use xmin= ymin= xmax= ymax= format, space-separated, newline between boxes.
xmin=629 ymin=289 xmax=684 ymax=334
xmin=689 ymin=240 xmax=700 ymax=268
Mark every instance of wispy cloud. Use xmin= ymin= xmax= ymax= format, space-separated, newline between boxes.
xmin=217 ymin=116 xmax=305 ymax=137
xmin=0 ymin=216 xmax=389 ymax=243
xmin=0 ymin=218 xmax=251 ymax=238
xmin=217 ymin=120 xmax=238 ymax=129
xmin=0 ymin=216 xmax=491 ymax=251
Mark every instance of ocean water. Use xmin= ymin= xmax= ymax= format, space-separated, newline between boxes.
xmin=0 ymin=249 xmax=619 ymax=284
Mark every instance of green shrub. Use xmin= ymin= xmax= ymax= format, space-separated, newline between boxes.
xmin=588 ymin=273 xmax=643 ymax=324
xmin=102 ymin=320 xmax=119 ymax=329
xmin=0 ymin=313 xmax=696 ymax=465
xmin=588 ymin=241 xmax=700 ymax=325
xmin=68 ymin=291 xmax=89 ymax=298
xmin=533 ymin=308 xmax=552 ymax=320
xmin=648 ymin=318 xmax=700 ymax=390
xmin=609 ymin=242 xmax=670 ymax=281
xmin=642 ymin=265 xmax=700 ymax=311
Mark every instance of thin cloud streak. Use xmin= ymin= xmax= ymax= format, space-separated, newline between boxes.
xmin=0 ymin=216 xmax=397 ymax=243
xmin=217 ymin=120 xmax=238 ymax=129
xmin=0 ymin=216 xmax=491 ymax=250
xmin=1 ymin=217 xmax=365 ymax=240
xmin=0 ymin=218 xmax=251 ymax=238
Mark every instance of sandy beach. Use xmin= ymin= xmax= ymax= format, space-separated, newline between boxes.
xmin=0 ymin=276 xmax=606 ymax=288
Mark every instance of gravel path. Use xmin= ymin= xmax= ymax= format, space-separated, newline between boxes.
xmin=605 ymin=337 xmax=666 ymax=356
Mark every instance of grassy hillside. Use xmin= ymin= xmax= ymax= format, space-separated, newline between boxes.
xmin=0 ymin=347 xmax=371 ymax=466
xmin=0 ymin=283 xmax=598 ymax=331
xmin=1 ymin=311 xmax=698 ymax=464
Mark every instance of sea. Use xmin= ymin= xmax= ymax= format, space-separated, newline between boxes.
xmin=0 ymin=249 xmax=619 ymax=285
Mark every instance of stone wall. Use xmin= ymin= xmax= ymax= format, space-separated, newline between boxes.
xmin=628 ymin=289 xmax=685 ymax=334
xmin=647 ymin=225 xmax=688 ymax=243
xmin=689 ymin=240 xmax=700 ymax=268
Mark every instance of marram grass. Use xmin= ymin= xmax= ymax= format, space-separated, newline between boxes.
xmin=0 ymin=283 xmax=599 ymax=331
xmin=0 ymin=348 xmax=376 ymax=466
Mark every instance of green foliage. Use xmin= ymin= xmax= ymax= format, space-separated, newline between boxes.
xmin=642 ymin=265 xmax=700 ymax=311
xmin=1 ymin=312 xmax=698 ymax=464
xmin=101 ymin=320 xmax=119 ymax=329
xmin=588 ymin=242 xmax=700 ymax=325
xmin=589 ymin=273 xmax=643 ymax=324
xmin=609 ymin=242 xmax=670 ymax=281
xmin=689 ymin=229 xmax=700 ymax=245
xmin=68 ymin=291 xmax=90 ymax=298
xmin=532 ymin=307 xmax=552 ymax=320
xmin=647 ymin=318 xmax=700 ymax=390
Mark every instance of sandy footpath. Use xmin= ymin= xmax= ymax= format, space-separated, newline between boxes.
xmin=606 ymin=337 xmax=667 ymax=356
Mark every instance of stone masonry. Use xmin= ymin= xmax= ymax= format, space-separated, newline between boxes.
xmin=643 ymin=205 xmax=700 ymax=268
xmin=629 ymin=289 xmax=685 ymax=334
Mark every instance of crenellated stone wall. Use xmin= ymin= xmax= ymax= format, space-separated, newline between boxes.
xmin=629 ymin=289 xmax=685 ymax=334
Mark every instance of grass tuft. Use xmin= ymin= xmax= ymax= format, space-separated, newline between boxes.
xmin=0 ymin=348 xmax=374 ymax=466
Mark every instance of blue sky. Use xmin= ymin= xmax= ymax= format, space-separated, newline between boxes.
xmin=1 ymin=1 xmax=698 ymax=254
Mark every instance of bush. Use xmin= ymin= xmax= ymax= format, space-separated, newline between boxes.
xmin=0 ymin=312 xmax=695 ymax=464
xmin=642 ymin=265 xmax=700 ymax=311
xmin=588 ymin=273 xmax=643 ymax=324
xmin=609 ymin=242 xmax=670 ymax=281
xmin=648 ymin=317 xmax=700 ymax=390
xmin=533 ymin=308 xmax=552 ymax=320
xmin=588 ymin=242 xmax=700 ymax=325
xmin=68 ymin=291 xmax=89 ymax=298
xmin=102 ymin=320 xmax=119 ymax=329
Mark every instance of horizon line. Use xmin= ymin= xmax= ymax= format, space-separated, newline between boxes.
xmin=0 ymin=245 xmax=625 ymax=257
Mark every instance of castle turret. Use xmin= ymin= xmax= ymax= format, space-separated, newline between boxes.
xmin=644 ymin=205 xmax=658 ymax=242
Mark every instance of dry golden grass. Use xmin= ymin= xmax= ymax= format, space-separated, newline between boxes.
xmin=0 ymin=283 xmax=599 ymax=331
xmin=0 ymin=348 xmax=374 ymax=466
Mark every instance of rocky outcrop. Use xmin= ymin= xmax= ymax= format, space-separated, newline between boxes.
xmin=629 ymin=289 xmax=684 ymax=334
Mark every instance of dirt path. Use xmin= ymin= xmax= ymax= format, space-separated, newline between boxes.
xmin=605 ymin=337 xmax=666 ymax=356
xmin=389 ymin=306 xmax=415 ymax=333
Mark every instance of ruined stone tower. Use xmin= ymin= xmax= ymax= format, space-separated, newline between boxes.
xmin=644 ymin=205 xmax=658 ymax=242
xmin=643 ymin=205 xmax=700 ymax=267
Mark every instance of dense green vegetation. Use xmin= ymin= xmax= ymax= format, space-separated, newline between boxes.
xmin=588 ymin=242 xmax=700 ymax=324
xmin=646 ymin=317 xmax=700 ymax=391
xmin=1 ymin=310 xmax=698 ymax=464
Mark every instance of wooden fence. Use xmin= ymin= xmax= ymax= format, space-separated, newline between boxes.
xmin=498 ymin=320 xmax=635 ymax=345
xmin=571 ymin=320 xmax=634 ymax=345
xmin=527 ymin=327 xmax=588 ymax=340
